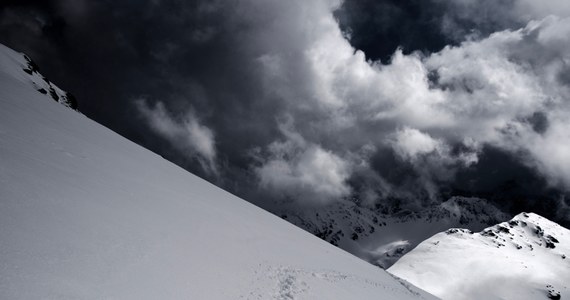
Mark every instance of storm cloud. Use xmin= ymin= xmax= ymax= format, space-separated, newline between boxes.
xmin=2 ymin=0 xmax=570 ymax=224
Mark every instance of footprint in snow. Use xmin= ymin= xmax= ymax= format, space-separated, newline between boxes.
xmin=275 ymin=267 xmax=309 ymax=300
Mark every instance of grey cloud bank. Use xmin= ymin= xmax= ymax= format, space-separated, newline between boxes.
xmin=1 ymin=0 xmax=570 ymax=224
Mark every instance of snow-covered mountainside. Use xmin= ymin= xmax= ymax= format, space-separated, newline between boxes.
xmin=0 ymin=43 xmax=438 ymax=299
xmin=279 ymin=196 xmax=510 ymax=268
xmin=389 ymin=212 xmax=570 ymax=300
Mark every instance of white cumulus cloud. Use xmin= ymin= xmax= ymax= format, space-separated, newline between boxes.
xmin=136 ymin=100 xmax=218 ymax=175
xmin=254 ymin=117 xmax=351 ymax=205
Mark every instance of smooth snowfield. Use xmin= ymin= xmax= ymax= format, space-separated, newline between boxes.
xmin=389 ymin=213 xmax=570 ymax=300
xmin=0 ymin=44 xmax=437 ymax=299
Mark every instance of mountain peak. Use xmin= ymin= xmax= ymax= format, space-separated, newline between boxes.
xmin=389 ymin=212 xmax=570 ymax=300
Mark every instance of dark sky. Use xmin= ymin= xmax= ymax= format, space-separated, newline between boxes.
xmin=1 ymin=0 xmax=569 ymax=225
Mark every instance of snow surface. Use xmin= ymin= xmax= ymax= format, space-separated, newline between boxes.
xmin=389 ymin=212 xmax=570 ymax=300
xmin=0 ymin=43 xmax=438 ymax=299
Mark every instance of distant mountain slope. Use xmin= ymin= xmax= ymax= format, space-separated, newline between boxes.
xmin=389 ymin=212 xmax=570 ymax=300
xmin=279 ymin=196 xmax=510 ymax=268
xmin=0 ymin=43 xmax=437 ymax=299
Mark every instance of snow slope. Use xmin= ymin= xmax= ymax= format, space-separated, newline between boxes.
xmin=389 ymin=212 xmax=570 ymax=300
xmin=0 ymin=44 xmax=438 ymax=299
xmin=279 ymin=196 xmax=509 ymax=268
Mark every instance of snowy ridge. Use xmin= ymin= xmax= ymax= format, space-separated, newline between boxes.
xmin=279 ymin=196 xmax=509 ymax=268
xmin=0 ymin=44 xmax=436 ymax=299
xmin=389 ymin=212 xmax=570 ymax=300
xmin=0 ymin=43 xmax=77 ymax=110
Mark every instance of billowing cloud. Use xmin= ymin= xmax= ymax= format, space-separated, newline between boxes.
xmin=389 ymin=127 xmax=478 ymax=200
xmin=245 ymin=7 xmax=570 ymax=214
xmin=254 ymin=117 xmax=351 ymax=205
xmin=422 ymin=16 xmax=570 ymax=189
xmin=136 ymin=100 xmax=217 ymax=175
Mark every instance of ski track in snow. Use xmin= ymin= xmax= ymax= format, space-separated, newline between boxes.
xmin=242 ymin=263 xmax=425 ymax=300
